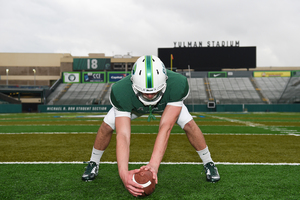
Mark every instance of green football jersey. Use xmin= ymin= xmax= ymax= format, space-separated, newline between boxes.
xmin=110 ymin=70 xmax=189 ymax=114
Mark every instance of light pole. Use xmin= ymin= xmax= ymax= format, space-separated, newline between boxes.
xmin=6 ymin=69 xmax=9 ymax=86
xmin=33 ymin=69 xmax=36 ymax=86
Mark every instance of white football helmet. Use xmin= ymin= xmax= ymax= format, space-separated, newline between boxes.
xmin=131 ymin=55 xmax=168 ymax=106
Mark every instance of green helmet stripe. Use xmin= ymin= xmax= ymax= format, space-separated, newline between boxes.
xmin=145 ymin=56 xmax=153 ymax=88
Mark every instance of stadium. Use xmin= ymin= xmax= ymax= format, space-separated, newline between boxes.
xmin=1 ymin=47 xmax=300 ymax=113
xmin=0 ymin=47 xmax=300 ymax=199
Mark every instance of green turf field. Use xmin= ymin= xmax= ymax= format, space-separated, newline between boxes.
xmin=0 ymin=112 xmax=300 ymax=199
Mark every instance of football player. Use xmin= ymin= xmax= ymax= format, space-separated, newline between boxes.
xmin=82 ymin=55 xmax=220 ymax=196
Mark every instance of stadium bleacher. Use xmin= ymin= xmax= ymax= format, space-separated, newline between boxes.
xmin=45 ymin=75 xmax=299 ymax=106
xmin=254 ymin=77 xmax=290 ymax=103
xmin=47 ymin=83 xmax=68 ymax=105
xmin=0 ymin=99 xmax=9 ymax=104
xmin=208 ymin=77 xmax=262 ymax=104
xmin=185 ymin=78 xmax=207 ymax=104
xmin=48 ymin=83 xmax=109 ymax=105
xmin=277 ymin=76 xmax=300 ymax=103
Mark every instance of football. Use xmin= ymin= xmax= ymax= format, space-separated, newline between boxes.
xmin=132 ymin=169 xmax=156 ymax=196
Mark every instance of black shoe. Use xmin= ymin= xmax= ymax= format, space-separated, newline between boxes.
xmin=82 ymin=161 xmax=99 ymax=181
xmin=204 ymin=162 xmax=220 ymax=183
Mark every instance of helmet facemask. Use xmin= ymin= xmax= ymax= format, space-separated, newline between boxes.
xmin=132 ymin=85 xmax=166 ymax=106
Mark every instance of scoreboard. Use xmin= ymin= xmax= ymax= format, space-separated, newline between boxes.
xmin=158 ymin=46 xmax=256 ymax=71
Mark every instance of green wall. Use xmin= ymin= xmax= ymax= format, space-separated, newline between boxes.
xmin=245 ymin=104 xmax=300 ymax=112
xmin=187 ymin=104 xmax=300 ymax=112
xmin=1 ymin=104 xmax=299 ymax=113
xmin=0 ymin=104 xmax=22 ymax=113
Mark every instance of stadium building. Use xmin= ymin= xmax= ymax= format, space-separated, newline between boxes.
xmin=1 ymin=45 xmax=300 ymax=113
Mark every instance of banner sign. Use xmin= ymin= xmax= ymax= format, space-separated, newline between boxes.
xmin=253 ymin=71 xmax=291 ymax=77
xmin=208 ymin=72 xmax=227 ymax=78
xmin=63 ymin=72 xmax=81 ymax=83
xmin=292 ymin=70 xmax=300 ymax=77
xmin=108 ymin=72 xmax=130 ymax=83
xmin=38 ymin=105 xmax=112 ymax=112
xmin=82 ymin=72 xmax=106 ymax=83
xmin=73 ymin=58 xmax=111 ymax=71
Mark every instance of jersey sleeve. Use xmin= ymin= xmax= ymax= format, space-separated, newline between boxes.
xmin=109 ymin=76 xmax=135 ymax=112
xmin=166 ymin=71 xmax=190 ymax=103
xmin=110 ymin=85 xmax=130 ymax=112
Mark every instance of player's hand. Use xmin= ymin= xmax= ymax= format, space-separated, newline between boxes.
xmin=140 ymin=165 xmax=158 ymax=184
xmin=121 ymin=169 xmax=144 ymax=197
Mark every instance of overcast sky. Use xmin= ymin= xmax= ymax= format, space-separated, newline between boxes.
xmin=1 ymin=0 xmax=300 ymax=67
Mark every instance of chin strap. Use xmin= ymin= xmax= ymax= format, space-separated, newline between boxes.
xmin=147 ymin=105 xmax=156 ymax=122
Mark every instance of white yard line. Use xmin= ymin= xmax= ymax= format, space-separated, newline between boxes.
xmin=0 ymin=132 xmax=299 ymax=136
xmin=208 ymin=115 xmax=300 ymax=135
xmin=0 ymin=161 xmax=299 ymax=165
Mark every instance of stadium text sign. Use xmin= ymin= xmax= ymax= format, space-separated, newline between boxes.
xmin=173 ymin=41 xmax=240 ymax=48
xmin=253 ymin=71 xmax=291 ymax=77
xmin=107 ymin=71 xmax=130 ymax=83
xmin=38 ymin=105 xmax=113 ymax=112
xmin=82 ymin=72 xmax=106 ymax=83
xmin=73 ymin=58 xmax=111 ymax=71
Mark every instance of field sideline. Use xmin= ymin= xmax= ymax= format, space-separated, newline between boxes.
xmin=0 ymin=112 xmax=300 ymax=199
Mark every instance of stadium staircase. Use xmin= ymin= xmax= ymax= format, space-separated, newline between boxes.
xmin=277 ymin=77 xmax=300 ymax=103
xmin=91 ymin=83 xmax=112 ymax=105
xmin=47 ymin=83 xmax=72 ymax=105
xmin=0 ymin=92 xmax=22 ymax=104
xmin=292 ymin=78 xmax=300 ymax=87
xmin=204 ymin=77 xmax=214 ymax=102
xmin=250 ymin=78 xmax=271 ymax=104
